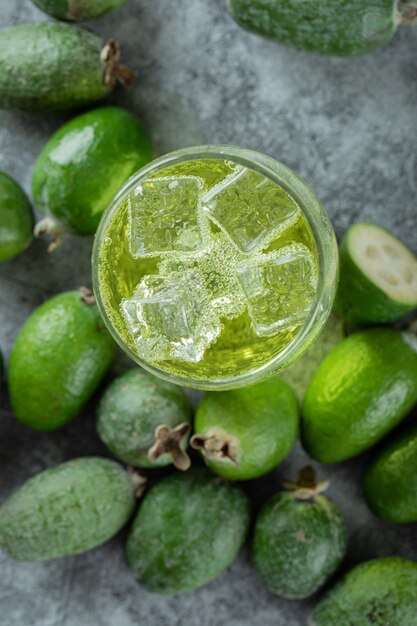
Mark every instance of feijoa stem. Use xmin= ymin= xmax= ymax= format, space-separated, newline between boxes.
xmin=101 ymin=40 xmax=136 ymax=89
xmin=190 ymin=432 xmax=238 ymax=464
xmin=283 ymin=466 xmax=330 ymax=501
xmin=148 ymin=423 xmax=191 ymax=471
xmin=34 ymin=217 xmax=65 ymax=252
xmin=78 ymin=287 xmax=96 ymax=306
xmin=398 ymin=2 xmax=417 ymax=24
xmin=128 ymin=467 xmax=147 ymax=498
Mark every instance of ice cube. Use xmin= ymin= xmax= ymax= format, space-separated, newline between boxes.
xmin=121 ymin=268 xmax=222 ymax=363
xmin=158 ymin=231 xmax=248 ymax=320
xmin=128 ymin=176 xmax=206 ymax=258
xmin=236 ymin=244 xmax=318 ymax=337
xmin=202 ymin=167 xmax=300 ymax=254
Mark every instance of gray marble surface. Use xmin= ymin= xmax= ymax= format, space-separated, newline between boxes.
xmin=1 ymin=1 xmax=417 ymax=625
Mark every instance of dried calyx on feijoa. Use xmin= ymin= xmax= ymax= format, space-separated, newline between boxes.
xmin=191 ymin=377 xmax=298 ymax=480
xmin=97 ymin=368 xmax=193 ymax=470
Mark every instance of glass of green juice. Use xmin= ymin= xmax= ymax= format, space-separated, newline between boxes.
xmin=92 ymin=145 xmax=338 ymax=390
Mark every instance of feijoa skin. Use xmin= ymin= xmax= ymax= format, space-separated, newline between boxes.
xmin=253 ymin=470 xmax=347 ymax=599
xmin=8 ymin=288 xmax=115 ymax=431
xmin=32 ymin=106 xmax=152 ymax=246
xmin=0 ymin=23 xmax=134 ymax=112
xmin=31 ymin=0 xmax=126 ymax=21
xmin=228 ymin=0 xmax=413 ymax=57
xmin=302 ymin=328 xmax=417 ymax=463
xmin=363 ymin=422 xmax=417 ymax=523
xmin=310 ymin=557 xmax=417 ymax=626
xmin=97 ymin=369 xmax=192 ymax=470
xmin=0 ymin=172 xmax=33 ymax=262
xmin=191 ymin=377 xmax=298 ymax=480
xmin=0 ymin=457 xmax=135 ymax=562
xmin=126 ymin=468 xmax=250 ymax=594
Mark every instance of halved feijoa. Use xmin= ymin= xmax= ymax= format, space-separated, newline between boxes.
xmin=336 ymin=222 xmax=417 ymax=324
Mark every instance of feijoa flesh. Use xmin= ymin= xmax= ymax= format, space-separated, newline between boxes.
xmin=363 ymin=421 xmax=417 ymax=523
xmin=253 ymin=467 xmax=347 ymax=599
xmin=126 ymin=468 xmax=250 ymax=593
xmin=191 ymin=377 xmax=298 ymax=480
xmin=32 ymin=106 xmax=152 ymax=246
xmin=302 ymin=328 xmax=417 ymax=463
xmin=0 ymin=171 xmax=33 ymax=262
xmin=8 ymin=288 xmax=115 ymax=431
xmin=0 ymin=457 xmax=136 ymax=561
xmin=31 ymin=0 xmax=127 ymax=21
xmin=336 ymin=222 xmax=417 ymax=324
xmin=228 ymin=0 xmax=417 ymax=57
xmin=0 ymin=23 xmax=134 ymax=112
xmin=310 ymin=557 xmax=417 ymax=626
xmin=97 ymin=368 xmax=192 ymax=470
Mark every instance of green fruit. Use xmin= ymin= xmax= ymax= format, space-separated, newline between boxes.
xmin=227 ymin=0 xmax=416 ymax=57
xmin=0 ymin=457 xmax=135 ymax=561
xmin=0 ymin=171 xmax=33 ymax=262
xmin=310 ymin=557 xmax=417 ymax=626
xmin=0 ymin=23 xmax=134 ymax=112
xmin=31 ymin=0 xmax=126 ymax=21
xmin=8 ymin=288 xmax=115 ymax=431
xmin=363 ymin=422 xmax=417 ymax=523
xmin=97 ymin=368 xmax=192 ymax=470
xmin=32 ymin=106 xmax=152 ymax=245
xmin=126 ymin=468 xmax=250 ymax=593
xmin=191 ymin=377 xmax=298 ymax=480
xmin=253 ymin=468 xmax=347 ymax=599
xmin=336 ymin=222 xmax=417 ymax=325
xmin=302 ymin=328 xmax=417 ymax=463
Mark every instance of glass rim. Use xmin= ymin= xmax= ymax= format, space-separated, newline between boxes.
xmin=92 ymin=144 xmax=338 ymax=390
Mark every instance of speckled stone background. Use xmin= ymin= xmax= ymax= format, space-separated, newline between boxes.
xmin=1 ymin=1 xmax=417 ymax=625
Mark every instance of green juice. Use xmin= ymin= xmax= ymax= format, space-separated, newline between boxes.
xmin=97 ymin=157 xmax=319 ymax=381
